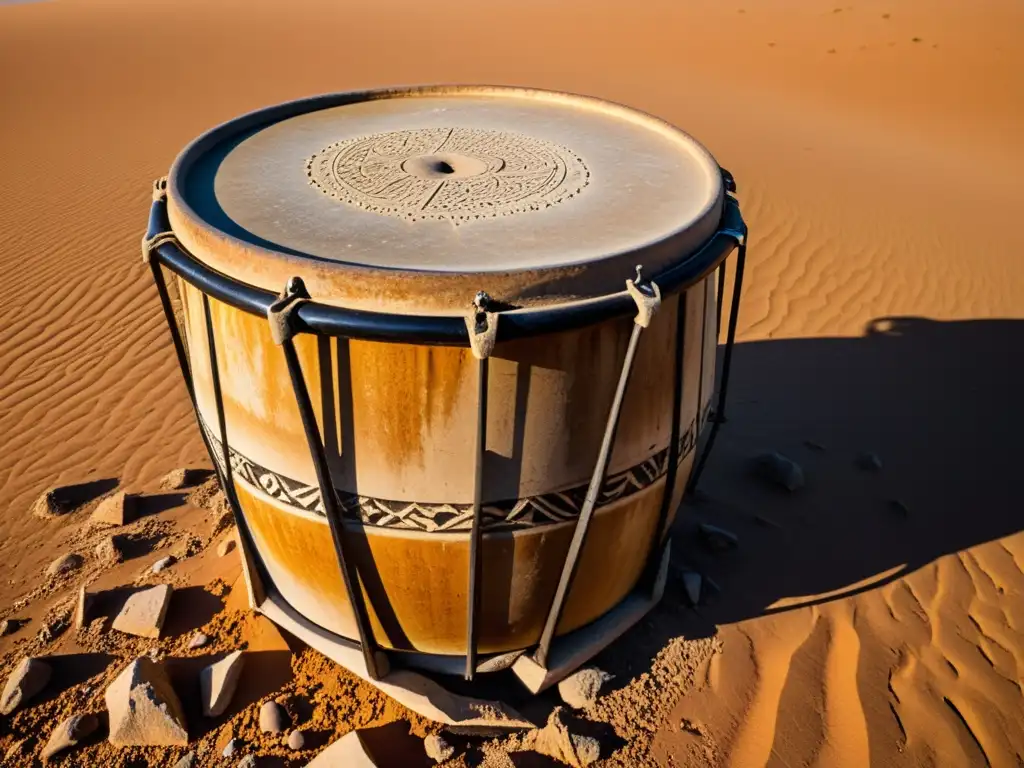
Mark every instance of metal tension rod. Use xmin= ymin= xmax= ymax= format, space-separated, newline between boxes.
xmin=687 ymin=232 xmax=747 ymax=494
xmin=464 ymin=292 xmax=498 ymax=681
xmin=532 ymin=268 xmax=662 ymax=669
xmin=270 ymin=277 xmax=385 ymax=681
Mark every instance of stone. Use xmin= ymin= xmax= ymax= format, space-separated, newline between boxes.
xmin=857 ymin=452 xmax=883 ymax=471
xmin=259 ymin=700 xmax=289 ymax=734
xmin=287 ymin=729 xmax=306 ymax=751
xmin=105 ymin=657 xmax=188 ymax=746
xmin=75 ymin=585 xmax=97 ymax=629
xmin=112 ymin=584 xmax=172 ymax=639
xmin=423 ymin=733 xmax=455 ymax=763
xmin=217 ymin=537 xmax=237 ymax=558
xmin=89 ymin=492 xmax=136 ymax=528
xmin=172 ymin=751 xmax=196 ymax=768
xmin=41 ymin=713 xmax=99 ymax=759
xmin=754 ymin=452 xmax=805 ymax=492
xmin=38 ymin=617 xmax=69 ymax=645
xmin=571 ymin=735 xmax=600 ymax=766
xmin=557 ymin=667 xmax=613 ymax=710
xmin=32 ymin=488 xmax=71 ymax=518
xmin=237 ymin=756 xmax=257 ymax=768
xmin=188 ymin=632 xmax=209 ymax=650
xmin=0 ymin=657 xmax=52 ymax=714
xmin=152 ymin=555 xmax=176 ymax=573
xmin=682 ymin=571 xmax=702 ymax=606
xmin=95 ymin=535 xmax=124 ymax=565
xmin=0 ymin=619 xmax=22 ymax=636
xmin=698 ymin=523 xmax=739 ymax=552
xmin=160 ymin=468 xmax=204 ymax=491
xmin=201 ymin=650 xmax=245 ymax=717
xmin=528 ymin=708 xmax=600 ymax=767
xmin=222 ymin=738 xmax=241 ymax=758
xmin=46 ymin=553 xmax=84 ymax=579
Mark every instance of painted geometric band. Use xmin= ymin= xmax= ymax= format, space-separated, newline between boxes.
xmin=202 ymin=400 xmax=711 ymax=533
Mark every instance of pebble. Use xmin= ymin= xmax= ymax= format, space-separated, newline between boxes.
xmin=697 ymin=523 xmax=739 ymax=551
xmin=95 ymin=535 xmax=124 ymax=564
xmin=0 ymin=619 xmax=22 ymax=636
xmin=857 ymin=452 xmax=883 ymax=471
xmin=201 ymin=650 xmax=245 ymax=717
xmin=0 ymin=656 xmax=52 ymax=714
xmin=287 ymin=729 xmax=306 ymax=751
xmin=188 ymin=631 xmax=209 ymax=650
xmin=237 ymin=756 xmax=257 ymax=768
xmin=259 ymin=700 xmax=289 ymax=734
xmin=682 ymin=571 xmax=702 ymax=606
xmin=41 ymin=713 xmax=99 ymax=759
xmin=217 ymin=537 xmax=237 ymax=557
xmin=106 ymin=657 xmax=188 ymax=746
xmin=222 ymin=738 xmax=241 ymax=758
xmin=171 ymin=751 xmax=195 ymax=768
xmin=557 ymin=667 xmax=613 ymax=710
xmin=571 ymin=734 xmax=601 ymax=766
xmin=46 ymin=553 xmax=84 ymax=579
xmin=152 ymin=555 xmax=176 ymax=574
xmin=754 ymin=452 xmax=805 ymax=492
xmin=423 ymin=733 xmax=454 ymax=763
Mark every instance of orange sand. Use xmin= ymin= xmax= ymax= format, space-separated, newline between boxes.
xmin=1 ymin=0 xmax=1022 ymax=765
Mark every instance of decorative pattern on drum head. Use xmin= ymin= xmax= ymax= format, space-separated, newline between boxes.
xmin=201 ymin=399 xmax=711 ymax=533
xmin=306 ymin=127 xmax=590 ymax=224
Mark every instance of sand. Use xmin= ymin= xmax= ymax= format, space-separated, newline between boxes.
xmin=1 ymin=0 xmax=1022 ymax=764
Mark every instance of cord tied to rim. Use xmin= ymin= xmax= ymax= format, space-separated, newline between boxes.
xmin=465 ymin=291 xmax=499 ymax=360
xmin=267 ymin=276 xmax=311 ymax=345
xmin=626 ymin=265 xmax=662 ymax=328
xmin=141 ymin=178 xmax=175 ymax=265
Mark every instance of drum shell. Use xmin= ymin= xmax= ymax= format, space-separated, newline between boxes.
xmin=180 ymin=276 xmax=719 ymax=655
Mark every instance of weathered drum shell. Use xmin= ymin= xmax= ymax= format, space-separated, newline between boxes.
xmin=179 ymin=275 xmax=718 ymax=655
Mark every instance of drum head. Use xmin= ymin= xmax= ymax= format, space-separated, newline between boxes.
xmin=167 ymin=86 xmax=724 ymax=314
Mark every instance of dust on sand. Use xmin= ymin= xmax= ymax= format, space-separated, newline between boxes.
xmin=1 ymin=0 xmax=1023 ymax=764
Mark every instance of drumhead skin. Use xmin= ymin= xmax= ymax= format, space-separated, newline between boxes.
xmin=167 ymin=86 xmax=724 ymax=314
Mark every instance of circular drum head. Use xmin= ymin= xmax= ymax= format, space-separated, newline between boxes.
xmin=167 ymin=86 xmax=724 ymax=314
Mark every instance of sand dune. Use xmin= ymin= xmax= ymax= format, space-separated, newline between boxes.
xmin=1 ymin=0 xmax=1022 ymax=764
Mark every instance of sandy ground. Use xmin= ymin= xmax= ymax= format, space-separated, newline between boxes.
xmin=1 ymin=0 xmax=1023 ymax=765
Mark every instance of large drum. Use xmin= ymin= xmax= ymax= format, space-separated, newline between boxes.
xmin=143 ymin=86 xmax=745 ymax=684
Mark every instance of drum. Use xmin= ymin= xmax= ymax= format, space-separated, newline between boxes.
xmin=143 ymin=86 xmax=746 ymax=685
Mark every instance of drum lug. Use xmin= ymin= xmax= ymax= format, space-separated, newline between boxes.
xmin=626 ymin=265 xmax=662 ymax=327
xmin=464 ymin=291 xmax=499 ymax=360
xmin=267 ymin=277 xmax=310 ymax=345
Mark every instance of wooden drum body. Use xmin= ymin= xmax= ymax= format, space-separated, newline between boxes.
xmin=144 ymin=86 xmax=746 ymax=684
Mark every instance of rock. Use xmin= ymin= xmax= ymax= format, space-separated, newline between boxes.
xmin=160 ymin=468 xmax=204 ymax=491
xmin=0 ymin=619 xmax=22 ymax=636
xmin=287 ymin=729 xmax=306 ymax=751
xmin=222 ymin=738 xmax=241 ymax=758
xmin=105 ymin=657 xmax=188 ymax=746
xmin=754 ymin=452 xmax=805 ymax=492
xmin=217 ymin=536 xmax=237 ymax=558
xmin=46 ymin=553 xmax=84 ymax=579
xmin=698 ymin=523 xmax=739 ymax=552
xmin=75 ymin=586 xmax=96 ymax=629
xmin=201 ymin=650 xmax=245 ymax=717
xmin=857 ymin=452 xmax=883 ymax=471
xmin=38 ymin=616 xmax=69 ymax=644
xmin=571 ymin=735 xmax=600 ymax=766
xmin=259 ymin=700 xmax=289 ymax=734
xmin=172 ymin=751 xmax=196 ymax=768
xmin=41 ymin=713 xmax=99 ymax=759
xmin=31 ymin=488 xmax=71 ymax=518
xmin=112 ymin=584 xmax=172 ymax=639
xmin=95 ymin=535 xmax=124 ymax=565
xmin=424 ymin=733 xmax=455 ymax=763
xmin=238 ymin=756 xmax=257 ymax=768
xmin=558 ymin=667 xmax=613 ymax=710
xmin=90 ymin=492 xmax=136 ymax=528
xmin=528 ymin=708 xmax=600 ymax=767
xmin=173 ymin=535 xmax=203 ymax=559
xmin=152 ymin=555 xmax=176 ymax=574
xmin=0 ymin=657 xmax=52 ymax=714
xmin=188 ymin=632 xmax=209 ymax=650
xmin=682 ymin=571 xmax=702 ymax=606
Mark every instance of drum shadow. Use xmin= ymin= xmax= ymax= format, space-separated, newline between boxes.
xmin=660 ymin=315 xmax=1022 ymax=630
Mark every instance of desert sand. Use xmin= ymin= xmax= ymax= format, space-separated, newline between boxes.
xmin=1 ymin=0 xmax=1023 ymax=765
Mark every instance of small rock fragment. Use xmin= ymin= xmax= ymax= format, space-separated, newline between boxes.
xmin=682 ymin=571 xmax=702 ymax=606
xmin=201 ymin=650 xmax=245 ymax=717
xmin=697 ymin=523 xmax=739 ymax=551
xmin=287 ymin=729 xmax=306 ymax=751
xmin=529 ymin=708 xmax=600 ymax=767
xmin=75 ymin=586 xmax=96 ymax=630
xmin=237 ymin=756 xmax=257 ymax=768
xmin=31 ymin=488 xmax=71 ymax=518
xmin=41 ymin=713 xmax=99 ymax=759
xmin=558 ymin=667 xmax=613 ymax=710
xmin=105 ymin=657 xmax=188 ymax=746
xmin=571 ymin=735 xmax=600 ymax=766
xmin=152 ymin=556 xmax=176 ymax=574
xmin=259 ymin=700 xmax=289 ymax=734
xmin=38 ymin=617 xmax=69 ymax=644
xmin=95 ymin=535 xmax=124 ymax=565
xmin=0 ymin=657 xmax=52 ymax=714
xmin=160 ymin=468 xmax=204 ymax=491
xmin=90 ymin=492 xmax=136 ymax=528
xmin=46 ymin=553 xmax=84 ymax=579
xmin=112 ymin=584 xmax=172 ymax=639
xmin=217 ymin=536 xmax=237 ymax=558
xmin=754 ymin=452 xmax=805 ymax=491
xmin=0 ymin=619 xmax=22 ymax=636
xmin=222 ymin=738 xmax=241 ymax=758
xmin=188 ymin=632 xmax=209 ymax=650
xmin=172 ymin=751 xmax=196 ymax=768
xmin=423 ymin=733 xmax=455 ymax=763
xmin=857 ymin=452 xmax=883 ymax=471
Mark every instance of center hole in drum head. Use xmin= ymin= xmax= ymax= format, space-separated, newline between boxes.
xmin=402 ymin=153 xmax=489 ymax=180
